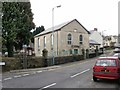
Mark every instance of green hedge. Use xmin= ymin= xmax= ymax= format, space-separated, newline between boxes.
xmin=47 ymin=55 xmax=84 ymax=66
xmin=2 ymin=57 xmax=21 ymax=72
xmin=2 ymin=55 xmax=84 ymax=72
xmin=27 ymin=56 xmax=44 ymax=68
xmin=2 ymin=56 xmax=44 ymax=72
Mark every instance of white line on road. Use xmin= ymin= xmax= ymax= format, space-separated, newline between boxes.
xmin=48 ymin=69 xmax=55 ymax=71
xmin=4 ymin=77 xmax=12 ymax=81
xmin=70 ymin=69 xmax=90 ymax=78
xmin=36 ymin=71 xmax=42 ymax=73
xmin=14 ymin=75 xmax=22 ymax=78
xmin=31 ymin=72 xmax=36 ymax=74
xmin=42 ymin=83 xmax=56 ymax=89
xmin=22 ymin=74 xmax=30 ymax=76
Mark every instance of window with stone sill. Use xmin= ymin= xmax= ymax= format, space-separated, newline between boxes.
xmin=79 ymin=35 xmax=83 ymax=44
xmin=37 ymin=38 xmax=40 ymax=48
xmin=43 ymin=36 xmax=46 ymax=48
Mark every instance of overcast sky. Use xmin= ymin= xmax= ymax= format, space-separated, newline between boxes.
xmin=30 ymin=0 xmax=119 ymax=36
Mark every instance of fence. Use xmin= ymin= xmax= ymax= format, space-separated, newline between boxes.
xmin=47 ymin=55 xmax=84 ymax=66
xmin=45 ymin=48 xmax=104 ymax=66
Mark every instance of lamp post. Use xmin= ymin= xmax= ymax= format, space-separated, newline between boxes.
xmin=102 ymin=30 xmax=106 ymax=47
xmin=102 ymin=30 xmax=106 ymax=54
xmin=52 ymin=5 xmax=61 ymax=65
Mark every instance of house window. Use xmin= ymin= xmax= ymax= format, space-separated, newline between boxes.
xmin=74 ymin=49 xmax=78 ymax=54
xmin=68 ymin=33 xmax=72 ymax=45
xmin=51 ymin=34 xmax=54 ymax=50
xmin=44 ymin=36 xmax=46 ymax=48
xmin=37 ymin=38 xmax=40 ymax=48
xmin=70 ymin=49 xmax=72 ymax=54
xmin=90 ymin=46 xmax=91 ymax=48
xmin=79 ymin=35 xmax=83 ymax=44
xmin=51 ymin=34 xmax=54 ymax=46
xmin=96 ymin=46 xmax=98 ymax=50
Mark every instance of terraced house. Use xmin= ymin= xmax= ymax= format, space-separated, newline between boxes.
xmin=34 ymin=19 xmax=90 ymax=57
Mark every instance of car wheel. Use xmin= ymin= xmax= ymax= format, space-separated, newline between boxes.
xmin=93 ymin=76 xmax=98 ymax=82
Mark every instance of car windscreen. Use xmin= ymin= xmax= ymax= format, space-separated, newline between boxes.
xmin=95 ymin=60 xmax=116 ymax=66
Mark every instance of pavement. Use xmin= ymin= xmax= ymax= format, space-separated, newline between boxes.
xmin=5 ymin=65 xmax=61 ymax=74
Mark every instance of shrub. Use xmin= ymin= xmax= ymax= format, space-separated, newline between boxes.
xmin=2 ymin=56 xmax=44 ymax=72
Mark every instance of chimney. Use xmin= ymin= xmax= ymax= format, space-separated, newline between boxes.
xmin=94 ymin=28 xmax=97 ymax=31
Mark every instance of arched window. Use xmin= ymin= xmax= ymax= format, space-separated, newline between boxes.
xmin=79 ymin=35 xmax=83 ymax=44
xmin=67 ymin=33 xmax=72 ymax=45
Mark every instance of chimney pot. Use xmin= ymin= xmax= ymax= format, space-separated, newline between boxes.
xmin=94 ymin=28 xmax=97 ymax=31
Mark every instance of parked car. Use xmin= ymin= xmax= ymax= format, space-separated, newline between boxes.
xmin=93 ymin=57 xmax=120 ymax=84
xmin=114 ymin=48 xmax=120 ymax=53
xmin=113 ymin=53 xmax=120 ymax=58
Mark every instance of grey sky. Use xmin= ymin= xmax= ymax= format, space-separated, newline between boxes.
xmin=30 ymin=0 xmax=119 ymax=36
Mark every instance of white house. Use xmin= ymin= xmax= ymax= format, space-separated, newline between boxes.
xmin=89 ymin=28 xmax=103 ymax=49
xmin=104 ymin=35 xmax=118 ymax=47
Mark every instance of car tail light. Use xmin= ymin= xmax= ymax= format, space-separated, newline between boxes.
xmin=93 ymin=67 xmax=95 ymax=72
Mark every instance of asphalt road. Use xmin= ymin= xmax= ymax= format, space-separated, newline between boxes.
xmin=2 ymin=51 xmax=120 ymax=89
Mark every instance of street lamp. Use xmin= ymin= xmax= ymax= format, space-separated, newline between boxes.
xmin=52 ymin=5 xmax=61 ymax=65
xmin=102 ymin=30 xmax=106 ymax=54
xmin=102 ymin=30 xmax=106 ymax=47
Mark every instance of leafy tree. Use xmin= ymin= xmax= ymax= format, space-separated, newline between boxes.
xmin=0 ymin=2 xmax=2 ymax=52
xmin=33 ymin=25 xmax=45 ymax=36
xmin=2 ymin=2 xmax=35 ymax=57
xmin=31 ymin=25 xmax=45 ymax=43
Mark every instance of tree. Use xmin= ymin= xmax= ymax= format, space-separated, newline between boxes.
xmin=14 ymin=2 xmax=35 ymax=50
xmin=31 ymin=25 xmax=45 ymax=43
xmin=0 ymin=2 xmax=2 ymax=52
xmin=33 ymin=25 xmax=45 ymax=36
xmin=2 ymin=2 xmax=35 ymax=57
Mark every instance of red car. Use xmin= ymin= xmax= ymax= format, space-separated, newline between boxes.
xmin=93 ymin=57 xmax=120 ymax=84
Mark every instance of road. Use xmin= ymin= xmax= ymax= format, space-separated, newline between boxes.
xmin=2 ymin=52 xmax=120 ymax=89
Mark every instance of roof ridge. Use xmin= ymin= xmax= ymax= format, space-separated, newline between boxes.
xmin=34 ymin=19 xmax=75 ymax=37
xmin=35 ymin=19 xmax=90 ymax=37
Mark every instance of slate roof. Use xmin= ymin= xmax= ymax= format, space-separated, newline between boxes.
xmin=35 ymin=19 xmax=90 ymax=37
xmin=89 ymin=30 xmax=95 ymax=34
xmin=89 ymin=40 xmax=101 ymax=45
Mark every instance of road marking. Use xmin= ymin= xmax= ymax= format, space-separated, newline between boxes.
xmin=4 ymin=77 xmax=12 ymax=81
xmin=48 ymin=69 xmax=55 ymax=71
xmin=31 ymin=72 xmax=36 ymax=74
xmin=70 ymin=69 xmax=90 ymax=78
xmin=22 ymin=74 xmax=29 ymax=76
xmin=36 ymin=71 xmax=42 ymax=73
xmin=14 ymin=75 xmax=22 ymax=78
xmin=42 ymin=83 xmax=56 ymax=89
